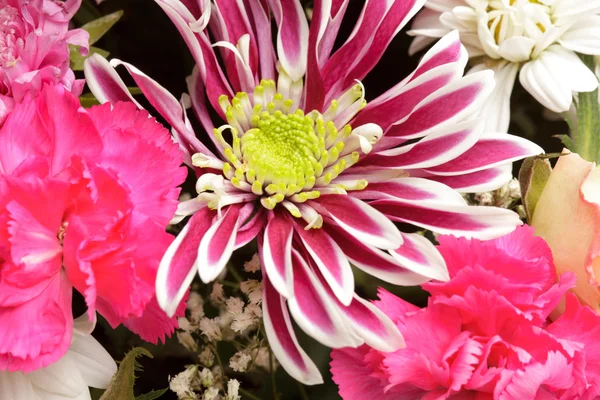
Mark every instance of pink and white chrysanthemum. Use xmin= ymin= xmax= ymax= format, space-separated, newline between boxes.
xmin=85 ymin=0 xmax=543 ymax=384
xmin=0 ymin=0 xmax=88 ymax=124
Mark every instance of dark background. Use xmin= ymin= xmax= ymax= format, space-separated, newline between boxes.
xmin=76 ymin=1 xmax=567 ymax=398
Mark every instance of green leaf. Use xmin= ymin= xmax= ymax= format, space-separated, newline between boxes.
xmin=82 ymin=10 xmax=125 ymax=46
xmin=553 ymin=134 xmax=575 ymax=151
xmin=79 ymin=93 xmax=101 ymax=108
xmin=518 ymin=156 xmax=553 ymax=222
xmin=135 ymin=389 xmax=168 ymax=400
xmin=73 ymin=0 xmax=103 ymax=25
xmin=100 ymin=347 xmax=153 ymax=400
xmin=70 ymin=46 xmax=110 ymax=71
xmin=128 ymin=87 xmax=143 ymax=96
xmin=573 ymin=55 xmax=600 ymax=163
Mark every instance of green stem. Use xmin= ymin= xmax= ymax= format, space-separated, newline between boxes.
xmin=227 ymin=264 xmax=244 ymax=283
xmin=296 ymin=382 xmax=310 ymax=400
xmin=270 ymin=347 xmax=279 ymax=400
xmin=573 ymin=55 xmax=600 ymax=163
xmin=239 ymin=388 xmax=262 ymax=400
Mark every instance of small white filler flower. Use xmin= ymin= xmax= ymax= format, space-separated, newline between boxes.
xmin=409 ymin=0 xmax=600 ymax=131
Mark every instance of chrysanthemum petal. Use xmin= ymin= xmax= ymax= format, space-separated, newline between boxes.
xmin=267 ymin=0 xmax=309 ymax=81
xmin=262 ymin=275 xmax=323 ymax=385
xmin=311 ymin=195 xmax=402 ymax=250
xmin=324 ymin=224 xmax=433 ymax=286
xmin=287 ymin=250 xmax=363 ymax=348
xmin=156 ymin=208 xmax=215 ymax=317
xmin=384 ymin=70 xmax=494 ymax=139
xmin=371 ymin=199 xmax=522 ymax=240
xmin=334 ymin=294 xmax=405 ymax=352
xmin=369 ymin=118 xmax=484 ymax=169
xmin=422 ymin=133 xmax=543 ymax=175
xmin=197 ymin=205 xmax=241 ymax=283
xmin=261 ymin=211 xmax=295 ymax=298
xmin=426 ymin=164 xmax=514 ymax=193
xmin=293 ymin=221 xmax=354 ymax=306
xmin=389 ymin=233 xmax=450 ymax=282
xmin=352 ymin=177 xmax=466 ymax=205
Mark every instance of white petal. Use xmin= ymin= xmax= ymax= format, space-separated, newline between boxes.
xmin=560 ymin=15 xmax=600 ymax=55
xmin=69 ymin=332 xmax=117 ymax=389
xmin=0 ymin=372 xmax=40 ymax=400
xmin=519 ymin=53 xmax=572 ymax=112
xmin=471 ymin=61 xmax=519 ymax=133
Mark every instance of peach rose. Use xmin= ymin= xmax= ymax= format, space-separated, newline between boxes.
xmin=532 ymin=151 xmax=600 ymax=313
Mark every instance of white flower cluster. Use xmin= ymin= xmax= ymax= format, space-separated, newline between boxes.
xmin=169 ymin=365 xmax=241 ymax=400
xmin=171 ymin=254 xmax=275 ymax=399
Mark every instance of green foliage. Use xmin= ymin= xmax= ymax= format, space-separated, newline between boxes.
xmin=100 ymin=347 xmax=167 ymax=400
xmin=70 ymin=10 xmax=124 ymax=71
xmin=573 ymin=55 xmax=600 ymax=163
xmin=518 ymin=156 xmax=553 ymax=222
xmin=554 ymin=134 xmax=575 ymax=151
xmin=135 ymin=389 xmax=169 ymax=400
xmin=79 ymin=93 xmax=101 ymax=108
xmin=70 ymin=46 xmax=110 ymax=71
xmin=83 ymin=10 xmax=125 ymax=46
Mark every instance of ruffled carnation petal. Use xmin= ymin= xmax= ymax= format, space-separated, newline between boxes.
xmin=0 ymin=272 xmax=73 ymax=372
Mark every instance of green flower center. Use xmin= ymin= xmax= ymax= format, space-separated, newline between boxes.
xmin=242 ymin=110 xmax=321 ymax=188
xmin=194 ymin=75 xmax=377 ymax=224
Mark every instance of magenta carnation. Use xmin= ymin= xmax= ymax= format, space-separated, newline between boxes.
xmin=0 ymin=0 xmax=88 ymax=124
xmin=0 ymin=85 xmax=186 ymax=372
xmin=331 ymin=226 xmax=600 ymax=399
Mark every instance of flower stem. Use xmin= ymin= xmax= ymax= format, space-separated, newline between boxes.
xmin=240 ymin=388 xmax=262 ymax=400
xmin=269 ymin=347 xmax=279 ymax=400
xmin=296 ymin=381 xmax=310 ymax=400
xmin=573 ymin=55 xmax=600 ymax=163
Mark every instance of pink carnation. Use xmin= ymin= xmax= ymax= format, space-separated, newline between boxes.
xmin=331 ymin=226 xmax=600 ymax=399
xmin=0 ymin=84 xmax=186 ymax=372
xmin=0 ymin=0 xmax=88 ymax=124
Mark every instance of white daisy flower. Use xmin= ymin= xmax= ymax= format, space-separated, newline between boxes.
xmin=409 ymin=0 xmax=600 ymax=131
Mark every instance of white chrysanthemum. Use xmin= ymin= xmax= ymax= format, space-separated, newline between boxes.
xmin=409 ymin=0 xmax=600 ymax=132
xmin=0 ymin=315 xmax=116 ymax=400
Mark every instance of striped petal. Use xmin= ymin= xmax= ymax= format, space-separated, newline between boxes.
xmin=267 ymin=0 xmax=309 ymax=81
xmin=324 ymin=223 xmax=432 ymax=286
xmin=354 ymin=31 xmax=468 ymax=131
xmin=287 ymin=250 xmax=362 ymax=348
xmin=333 ymin=294 xmax=404 ymax=352
xmin=352 ymin=177 xmax=466 ymax=205
xmin=426 ymin=164 xmax=514 ymax=193
xmin=262 ymin=275 xmax=323 ymax=385
xmin=311 ymin=195 xmax=402 ymax=250
xmin=384 ymin=70 xmax=495 ymax=139
xmin=197 ymin=205 xmax=241 ymax=283
xmin=390 ymin=233 xmax=450 ymax=282
xmin=423 ymin=133 xmax=544 ymax=175
xmin=156 ymin=207 xmax=215 ymax=317
xmin=260 ymin=211 xmax=295 ymax=298
xmin=371 ymin=199 xmax=522 ymax=240
xmin=293 ymin=221 xmax=354 ymax=306
xmin=368 ymin=118 xmax=484 ymax=169
xmin=84 ymin=54 xmax=140 ymax=106
xmin=234 ymin=207 xmax=266 ymax=249
xmin=310 ymin=265 xmax=405 ymax=352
